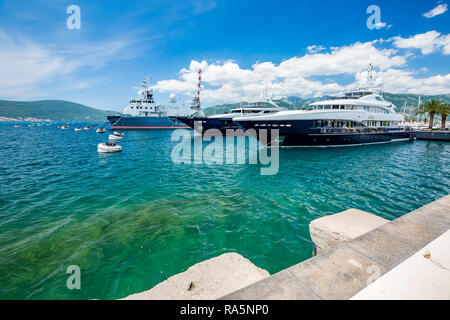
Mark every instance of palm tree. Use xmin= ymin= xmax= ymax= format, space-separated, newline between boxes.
xmin=415 ymin=99 xmax=446 ymax=129
xmin=437 ymin=103 xmax=450 ymax=130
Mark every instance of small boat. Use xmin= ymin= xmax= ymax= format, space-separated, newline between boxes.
xmin=74 ymin=127 xmax=83 ymax=131
xmin=61 ymin=125 xmax=69 ymax=130
xmin=84 ymin=126 xmax=93 ymax=130
xmin=113 ymin=131 xmax=124 ymax=136
xmin=109 ymin=134 xmax=123 ymax=140
xmin=96 ymin=128 xmax=106 ymax=133
xmin=97 ymin=141 xmax=122 ymax=153
xmin=14 ymin=125 xmax=21 ymax=128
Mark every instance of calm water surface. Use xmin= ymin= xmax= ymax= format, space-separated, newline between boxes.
xmin=0 ymin=122 xmax=449 ymax=299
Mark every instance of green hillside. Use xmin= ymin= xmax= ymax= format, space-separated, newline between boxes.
xmin=204 ymin=93 xmax=450 ymax=115
xmin=0 ymin=100 xmax=108 ymax=121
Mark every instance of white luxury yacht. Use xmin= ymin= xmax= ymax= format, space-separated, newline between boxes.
xmin=233 ymin=65 xmax=415 ymax=147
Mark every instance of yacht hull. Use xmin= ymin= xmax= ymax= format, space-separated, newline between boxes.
xmin=234 ymin=119 xmax=415 ymax=147
xmin=111 ymin=116 xmax=189 ymax=130
xmin=107 ymin=115 xmax=121 ymax=125
xmin=176 ymin=116 xmax=249 ymax=135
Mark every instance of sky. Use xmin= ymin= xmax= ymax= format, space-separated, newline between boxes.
xmin=0 ymin=0 xmax=449 ymax=111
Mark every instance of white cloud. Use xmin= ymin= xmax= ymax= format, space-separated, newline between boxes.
xmin=392 ymin=31 xmax=449 ymax=55
xmin=153 ymin=34 xmax=450 ymax=104
xmin=355 ymin=68 xmax=450 ymax=95
xmin=153 ymin=40 xmax=409 ymax=104
xmin=423 ymin=3 xmax=448 ymax=18
xmin=306 ymin=45 xmax=326 ymax=54
xmin=441 ymin=34 xmax=450 ymax=54
xmin=0 ymin=29 xmax=138 ymax=98
xmin=374 ymin=22 xmax=392 ymax=30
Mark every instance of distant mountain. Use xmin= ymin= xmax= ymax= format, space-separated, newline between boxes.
xmin=0 ymin=100 xmax=108 ymax=122
xmin=382 ymin=93 xmax=450 ymax=112
xmin=203 ymin=93 xmax=450 ymax=115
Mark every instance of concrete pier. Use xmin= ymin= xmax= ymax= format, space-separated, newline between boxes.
xmin=122 ymin=253 xmax=269 ymax=300
xmin=222 ymin=195 xmax=450 ymax=300
xmin=309 ymin=209 xmax=389 ymax=255
xmin=415 ymin=130 xmax=450 ymax=141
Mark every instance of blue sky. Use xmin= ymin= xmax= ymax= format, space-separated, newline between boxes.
xmin=0 ymin=0 xmax=449 ymax=111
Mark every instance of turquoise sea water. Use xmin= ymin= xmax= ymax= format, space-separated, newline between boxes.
xmin=0 ymin=121 xmax=449 ymax=299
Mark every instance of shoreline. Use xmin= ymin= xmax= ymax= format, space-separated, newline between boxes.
xmin=0 ymin=116 xmax=51 ymax=122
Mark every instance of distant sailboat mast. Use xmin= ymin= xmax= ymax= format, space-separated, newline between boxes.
xmin=416 ymin=95 xmax=422 ymax=123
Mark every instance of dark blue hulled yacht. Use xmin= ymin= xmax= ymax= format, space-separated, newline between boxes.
xmin=234 ymin=67 xmax=415 ymax=147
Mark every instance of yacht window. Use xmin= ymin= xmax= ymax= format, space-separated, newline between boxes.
xmin=332 ymin=105 xmax=339 ymax=109
xmin=324 ymin=105 xmax=331 ymax=109
xmin=340 ymin=105 xmax=345 ymax=109
xmin=314 ymin=120 xmax=324 ymax=128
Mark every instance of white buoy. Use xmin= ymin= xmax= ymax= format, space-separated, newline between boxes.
xmin=97 ymin=142 xmax=122 ymax=153
xmin=109 ymin=134 xmax=122 ymax=140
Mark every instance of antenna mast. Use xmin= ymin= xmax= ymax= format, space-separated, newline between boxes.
xmin=367 ymin=63 xmax=374 ymax=87
xmin=191 ymin=69 xmax=204 ymax=117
